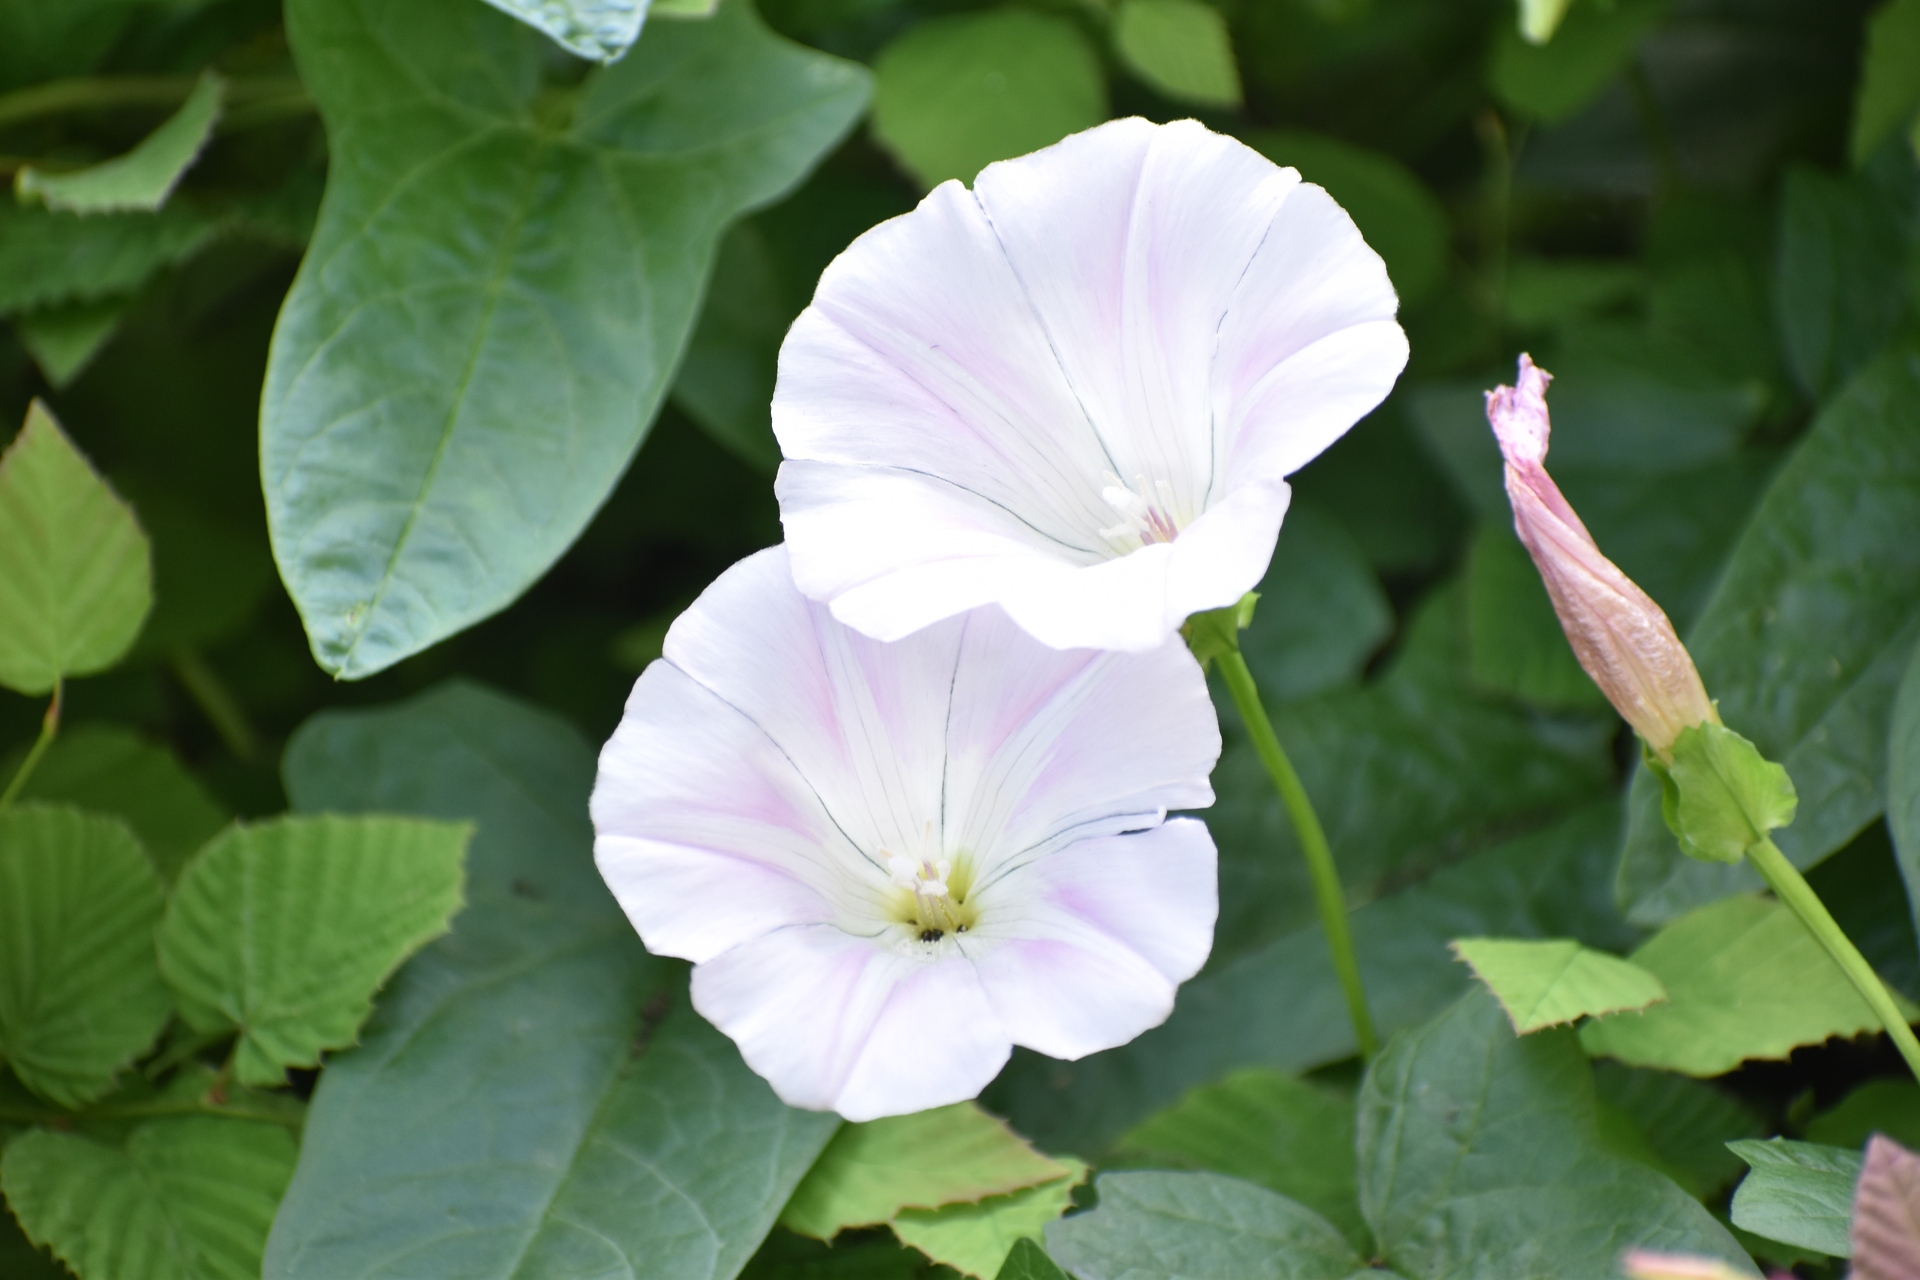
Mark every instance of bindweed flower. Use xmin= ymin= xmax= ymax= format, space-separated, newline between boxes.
xmin=589 ymin=546 xmax=1221 ymax=1120
xmin=772 ymin=117 xmax=1408 ymax=652
xmin=1619 ymin=1250 xmax=1773 ymax=1280
xmin=1487 ymin=355 xmax=1716 ymax=758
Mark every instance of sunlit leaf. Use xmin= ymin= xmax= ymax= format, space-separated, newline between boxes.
xmin=891 ymin=1160 xmax=1087 ymax=1279
xmin=16 ymin=72 xmax=224 ymax=214
xmin=157 ymin=814 xmax=470 ymax=1086
xmin=0 ymin=401 xmax=152 ymax=695
xmin=1728 ymin=1138 xmax=1860 ymax=1258
xmin=1451 ymin=936 xmax=1665 ymax=1033
xmin=870 ymin=9 xmax=1105 ymax=189
xmin=1113 ymin=0 xmax=1241 ymax=107
xmin=0 ymin=805 xmax=170 ymax=1108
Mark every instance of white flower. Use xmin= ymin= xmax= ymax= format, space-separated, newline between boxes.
xmin=589 ymin=546 xmax=1221 ymax=1120
xmin=772 ymin=116 xmax=1408 ymax=652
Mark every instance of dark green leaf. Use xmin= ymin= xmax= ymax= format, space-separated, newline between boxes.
xmin=15 ymin=298 xmax=127 ymax=390
xmin=1113 ymin=0 xmax=1241 ymax=108
xmin=869 ymin=9 xmax=1104 ymax=189
xmin=1238 ymin=502 xmax=1390 ymax=702
xmin=1047 ymin=1171 xmax=1366 ymax=1280
xmin=1593 ymin=1064 xmax=1764 ymax=1200
xmin=265 ymin=680 xmax=839 ymax=1280
xmin=262 ymin=0 xmax=868 ymax=678
xmin=0 ymin=805 xmax=169 ymax=1108
xmin=1728 ymin=1138 xmax=1860 ymax=1258
xmin=1774 ymin=167 xmax=1912 ymax=402
xmin=0 ymin=205 xmax=219 ymax=319
xmin=1891 ymin=642 xmax=1920 ymax=954
xmin=1807 ymin=1080 xmax=1920 ymax=1153
xmin=1492 ymin=0 xmax=1667 ymax=124
xmin=0 ymin=1208 xmax=66 ymax=1280
xmin=994 ymin=1238 xmax=1069 ymax=1280
xmin=1465 ymin=526 xmax=1607 ymax=710
xmin=670 ymin=223 xmax=787 ymax=472
xmin=1851 ymin=0 xmax=1920 ymax=166
xmin=1359 ymin=990 xmax=1756 ymax=1277
xmin=1619 ymin=343 xmax=1920 ymax=924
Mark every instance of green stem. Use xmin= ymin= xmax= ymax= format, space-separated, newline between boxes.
xmin=1747 ymin=837 xmax=1920 ymax=1082
xmin=172 ymin=650 xmax=259 ymax=761
xmin=1217 ymin=650 xmax=1380 ymax=1060
xmin=0 ymin=681 xmax=62 ymax=814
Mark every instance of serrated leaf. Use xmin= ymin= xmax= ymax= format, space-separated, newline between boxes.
xmin=1359 ymin=991 xmax=1757 ymax=1277
xmin=892 ymin=1160 xmax=1087 ymax=1279
xmin=783 ymin=1103 xmax=1072 ymax=1240
xmin=262 ymin=0 xmax=868 ymax=679
xmin=1851 ymin=0 xmax=1920 ymax=166
xmin=1580 ymin=896 xmax=1907 ymax=1075
xmin=870 ymin=9 xmax=1105 ymax=189
xmin=4 ymin=725 xmax=229 ymax=884
xmin=994 ymin=1238 xmax=1069 ymax=1280
xmin=0 ymin=1117 xmax=296 ymax=1280
xmin=1112 ymin=1069 xmax=1365 ymax=1251
xmin=1620 ymin=342 xmax=1920 ymax=924
xmin=0 ymin=401 xmax=153 ymax=695
xmin=15 ymin=297 xmax=127 ymax=390
xmin=1728 ymin=1138 xmax=1860 ymax=1258
xmin=0 ymin=805 xmax=170 ymax=1108
xmin=1452 ymin=937 xmax=1667 ymax=1033
xmin=16 ymin=71 xmax=224 ymax=214
xmin=0 ymin=204 xmax=219 ymax=318
xmin=265 ymin=680 xmax=839 ymax=1280
xmin=157 ymin=814 xmax=469 ymax=1086
xmin=478 ymin=0 xmax=645 ymax=60
xmin=1048 ymin=1171 xmax=1365 ymax=1280
xmin=1112 ymin=0 xmax=1240 ymax=107
xmin=1852 ymin=1135 xmax=1920 ymax=1279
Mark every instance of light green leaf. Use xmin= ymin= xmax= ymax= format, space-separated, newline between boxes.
xmin=892 ymin=1159 xmax=1087 ymax=1279
xmin=1518 ymin=0 xmax=1573 ymax=43
xmin=1493 ymin=0 xmax=1665 ymax=123
xmin=1359 ymin=991 xmax=1757 ymax=1277
xmin=0 ymin=401 xmax=153 ymax=696
xmin=995 ymin=1238 xmax=1070 ymax=1280
xmin=1247 ymin=131 xmax=1450 ymax=306
xmin=1594 ymin=1064 xmax=1765 ymax=1200
xmin=1728 ymin=1138 xmax=1861 ymax=1258
xmin=1851 ymin=0 xmax=1920 ymax=166
xmin=3 ymin=725 xmax=229 ymax=884
xmin=1619 ymin=343 xmax=1920 ymax=924
xmin=1 ymin=1117 xmax=296 ymax=1280
xmin=1113 ymin=0 xmax=1241 ymax=107
xmin=157 ymin=814 xmax=470 ymax=1086
xmin=477 ymin=0 xmax=644 ymax=60
xmin=1807 ymin=1079 xmax=1920 ymax=1152
xmin=1238 ymin=502 xmax=1390 ymax=702
xmin=1048 ymin=1171 xmax=1366 ymax=1280
xmin=1112 ymin=1068 xmax=1366 ymax=1251
xmin=870 ymin=9 xmax=1105 ymax=189
xmin=265 ymin=680 xmax=839 ymax=1280
xmin=263 ymin=0 xmax=868 ymax=680
xmin=1464 ymin=527 xmax=1608 ymax=710
xmin=1660 ymin=722 xmax=1798 ymax=864
xmin=0 ymin=204 xmax=219 ymax=318
xmin=782 ymin=1102 xmax=1072 ymax=1239
xmin=1451 ymin=936 xmax=1666 ymax=1033
xmin=16 ymin=72 xmax=224 ymax=214
xmin=0 ymin=805 xmax=169 ymax=1108
xmin=1580 ymin=895 xmax=1907 ymax=1075
xmin=14 ymin=298 xmax=127 ymax=389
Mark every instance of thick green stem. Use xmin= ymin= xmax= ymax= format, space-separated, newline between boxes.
xmin=1747 ymin=837 xmax=1920 ymax=1082
xmin=0 ymin=681 xmax=62 ymax=814
xmin=1217 ymin=649 xmax=1380 ymax=1060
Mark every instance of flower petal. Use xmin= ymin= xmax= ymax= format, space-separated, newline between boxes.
xmin=691 ymin=926 xmax=1008 ymax=1120
xmin=966 ymin=818 xmax=1218 ymax=1060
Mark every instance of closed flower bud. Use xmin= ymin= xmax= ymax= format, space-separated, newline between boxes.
xmin=1486 ymin=355 xmax=1716 ymax=758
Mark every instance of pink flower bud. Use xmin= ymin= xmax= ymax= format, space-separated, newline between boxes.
xmin=1486 ymin=355 xmax=1716 ymax=758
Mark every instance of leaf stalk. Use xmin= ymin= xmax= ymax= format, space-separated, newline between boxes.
xmin=0 ymin=679 xmax=62 ymax=814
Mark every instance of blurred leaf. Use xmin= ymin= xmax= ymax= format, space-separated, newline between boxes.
xmin=0 ymin=805 xmax=169 ymax=1108
xmin=262 ymin=0 xmax=869 ymax=679
xmin=1520 ymin=0 xmax=1573 ymax=44
xmin=1774 ymin=167 xmax=1912 ymax=402
xmin=1111 ymin=1069 xmax=1366 ymax=1251
xmin=783 ymin=1103 xmax=1071 ymax=1239
xmin=3 ymin=725 xmax=228 ymax=883
xmin=478 ymin=0 xmax=645 ymax=60
xmin=1593 ymin=1063 xmax=1765 ymax=1199
xmin=0 ymin=402 xmax=153 ymax=696
xmin=994 ymin=1238 xmax=1069 ymax=1280
xmin=1505 ymin=257 xmax=1647 ymax=329
xmin=1492 ymin=0 xmax=1665 ymax=124
xmin=1895 ymin=645 xmax=1920 ymax=960
xmin=127 ymin=495 xmax=274 ymax=659
xmin=1359 ymin=991 xmax=1756 ymax=1277
xmin=1247 ymin=130 xmax=1448 ymax=305
xmin=16 ymin=72 xmax=225 ymax=215
xmin=1580 ymin=896 xmax=1902 ymax=1075
xmin=1728 ymin=1138 xmax=1859 ymax=1258
xmin=1113 ymin=0 xmax=1241 ymax=107
xmin=1851 ymin=0 xmax=1920 ymax=167
xmin=1239 ymin=502 xmax=1390 ymax=702
xmin=1047 ymin=1171 xmax=1366 ymax=1280
xmin=870 ymin=9 xmax=1105 ymax=188
xmin=0 ymin=1209 xmax=65 ymax=1280
xmin=1452 ymin=936 xmax=1666 ymax=1032
xmin=1852 ymin=1135 xmax=1920 ymax=1279
xmin=671 ymin=223 xmax=787 ymax=472
xmin=0 ymin=1117 xmax=296 ymax=1280
xmin=1466 ymin=526 xmax=1608 ymax=710
xmin=891 ymin=1160 xmax=1087 ymax=1279
xmin=1807 ymin=1080 xmax=1920 ymax=1152
xmin=157 ymin=814 xmax=470 ymax=1087
xmin=0 ymin=205 xmax=219 ymax=318
xmin=741 ymin=1228 xmax=932 ymax=1279
xmin=15 ymin=298 xmax=128 ymax=390
xmin=1619 ymin=343 xmax=1920 ymax=924
xmin=266 ymin=680 xmax=839 ymax=1280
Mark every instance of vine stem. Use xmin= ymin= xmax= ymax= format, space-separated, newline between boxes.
xmin=1216 ymin=649 xmax=1380 ymax=1060
xmin=1746 ymin=836 xmax=1920 ymax=1082
xmin=0 ymin=680 xmax=62 ymax=814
